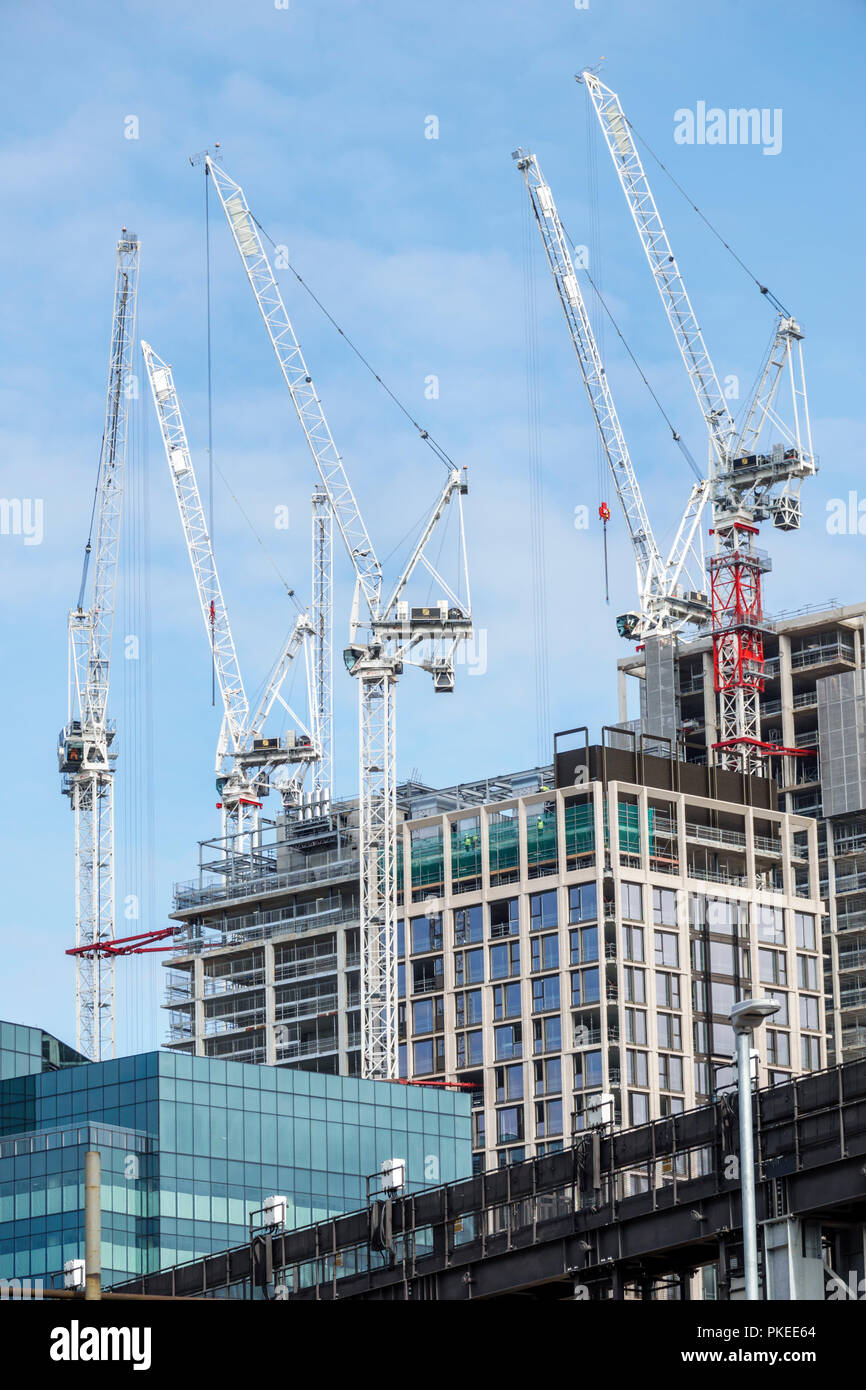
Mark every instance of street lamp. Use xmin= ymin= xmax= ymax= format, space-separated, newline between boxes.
xmin=729 ymin=997 xmax=779 ymax=1300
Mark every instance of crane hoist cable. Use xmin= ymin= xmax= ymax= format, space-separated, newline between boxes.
xmin=611 ymin=108 xmax=790 ymax=318
xmin=204 ymin=157 xmax=216 ymax=706
xmin=558 ymin=216 xmax=703 ymax=484
xmin=598 ymin=500 xmax=611 ymax=603
xmin=243 ymin=204 xmax=456 ymax=476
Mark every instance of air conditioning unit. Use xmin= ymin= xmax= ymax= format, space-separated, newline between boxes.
xmin=381 ymin=1158 xmax=405 ymax=1193
xmin=262 ymin=1194 xmax=287 ymax=1228
xmin=585 ymin=1092 xmax=615 ymax=1129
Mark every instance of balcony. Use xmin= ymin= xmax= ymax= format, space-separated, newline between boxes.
xmin=276 ymin=1037 xmax=339 ymax=1059
xmin=174 ymin=856 xmax=359 ymax=912
xmin=790 ymin=639 xmax=855 ymax=671
xmin=275 ymin=993 xmax=338 ymax=1023
xmin=838 ymin=948 xmax=866 ymax=972
xmin=274 ymin=953 xmax=338 ymax=984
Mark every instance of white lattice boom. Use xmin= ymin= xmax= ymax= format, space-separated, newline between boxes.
xmin=60 ymin=231 xmax=139 ymax=1061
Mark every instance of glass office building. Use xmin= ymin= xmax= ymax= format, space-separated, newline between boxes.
xmin=0 ymin=1021 xmax=471 ymax=1288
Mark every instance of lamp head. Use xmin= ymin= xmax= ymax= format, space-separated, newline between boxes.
xmin=729 ymin=998 xmax=780 ymax=1035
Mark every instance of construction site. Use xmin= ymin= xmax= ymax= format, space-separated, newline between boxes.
xmin=3 ymin=11 xmax=865 ymax=1334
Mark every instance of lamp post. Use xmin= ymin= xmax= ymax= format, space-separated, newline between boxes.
xmin=729 ymin=998 xmax=779 ymax=1301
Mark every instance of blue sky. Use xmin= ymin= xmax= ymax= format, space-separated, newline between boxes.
xmin=1 ymin=0 xmax=863 ymax=1054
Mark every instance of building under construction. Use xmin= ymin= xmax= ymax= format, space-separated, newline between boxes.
xmin=164 ymin=736 xmax=826 ymax=1175
xmin=619 ymin=599 xmax=866 ymax=1071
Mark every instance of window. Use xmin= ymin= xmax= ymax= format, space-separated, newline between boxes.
xmin=531 ymin=934 xmax=559 ymax=973
xmin=534 ymin=1015 xmax=561 ymax=1055
xmin=799 ymin=995 xmax=820 ymax=1031
xmin=411 ymin=913 xmax=442 ymax=954
xmin=495 ymin=1063 xmax=524 ymax=1103
xmin=573 ymin=1013 xmax=597 ymax=1047
xmin=709 ymin=979 xmax=740 ymax=1018
xmin=496 ymin=1106 xmax=525 ymax=1144
xmin=625 ymin=1007 xmax=647 ymax=1045
xmin=412 ymin=997 xmax=443 ymax=1035
xmin=570 ymin=925 xmax=598 ymax=965
xmin=795 ymin=913 xmax=816 ymax=950
xmin=657 ymin=1013 xmax=682 ymax=1050
xmin=534 ymin=1056 xmax=562 ymax=1096
xmin=412 ymin=956 xmax=444 ymax=993
xmin=627 ymin=1049 xmax=648 ymax=1086
xmin=535 ymin=1098 xmax=563 ymax=1138
xmin=413 ymin=1036 xmax=444 ymax=1075
xmin=797 ymin=954 xmax=818 ymax=990
xmin=653 ymin=887 xmax=677 ymax=926
xmin=454 ymin=904 xmax=483 ymax=944
xmin=756 ymin=906 xmax=785 ymax=945
xmin=712 ymin=1022 xmax=735 ymax=1058
xmin=622 ymin=924 xmax=644 ymax=962
xmin=656 ymin=971 xmax=680 ymax=1009
xmin=493 ymin=982 xmax=522 ymax=1020
xmin=759 ymin=949 xmax=787 ymax=986
xmin=571 ymin=968 xmax=600 ymax=1008
xmin=573 ymin=1050 xmax=603 ymax=1090
xmin=490 ymin=940 xmax=520 ymax=980
xmin=530 ymin=890 xmax=558 ymax=932
xmin=489 ymin=897 xmax=519 ymax=938
xmin=709 ymin=940 xmax=736 ymax=976
xmin=624 ymin=966 xmax=646 ymax=1003
xmin=767 ymin=989 xmax=788 ymax=1026
xmin=569 ymin=881 xmax=598 ymax=923
xmin=767 ymin=1030 xmax=790 ymax=1067
xmin=532 ymin=974 xmax=560 ymax=1014
xmin=705 ymin=897 xmax=745 ymax=936
xmin=655 ymin=931 xmax=679 ymax=968
xmin=801 ymin=1035 xmax=821 ymax=1070
xmin=456 ymin=1030 xmax=483 ymax=1067
xmin=494 ymin=1023 xmax=522 ymax=1060
xmin=455 ymin=989 xmax=482 ymax=1028
xmin=629 ymin=1091 xmax=649 ymax=1126
xmin=454 ymin=948 xmax=484 ymax=986
xmin=472 ymin=1110 xmax=486 ymax=1149
xmin=659 ymin=1055 xmax=684 ymax=1092
xmin=621 ymin=882 xmax=643 ymax=921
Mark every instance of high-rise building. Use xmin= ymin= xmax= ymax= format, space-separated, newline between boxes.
xmin=0 ymin=1020 xmax=471 ymax=1288
xmin=165 ymin=741 xmax=825 ymax=1175
xmin=617 ymin=600 xmax=866 ymax=1066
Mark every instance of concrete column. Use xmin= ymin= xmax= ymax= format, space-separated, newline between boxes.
xmin=779 ymin=633 xmax=794 ymax=790
xmin=701 ymin=650 xmax=717 ymax=760
xmin=264 ymin=940 xmax=276 ymax=1065
xmin=193 ymin=956 xmax=205 ymax=1057
xmin=617 ymin=666 xmax=629 ymax=724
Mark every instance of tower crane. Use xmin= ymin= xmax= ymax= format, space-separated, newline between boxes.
xmin=581 ymin=71 xmax=816 ymax=773
xmin=141 ymin=342 xmax=321 ymax=853
xmin=205 ymin=158 xmax=473 ymax=1079
xmin=58 ymin=230 xmax=140 ymax=1061
xmin=514 ymin=149 xmax=709 ymax=641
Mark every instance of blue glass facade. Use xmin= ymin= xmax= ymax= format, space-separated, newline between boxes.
xmin=0 ymin=1021 xmax=472 ymax=1288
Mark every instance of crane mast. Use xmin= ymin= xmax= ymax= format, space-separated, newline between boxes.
xmin=311 ymin=486 xmax=333 ymax=811
xmin=142 ymin=342 xmax=320 ymax=850
xmin=582 ymin=71 xmax=816 ymax=773
xmin=59 ymin=231 xmax=140 ymax=1061
xmin=514 ymin=149 xmax=709 ymax=639
xmin=207 ymin=158 xmax=473 ymax=1078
